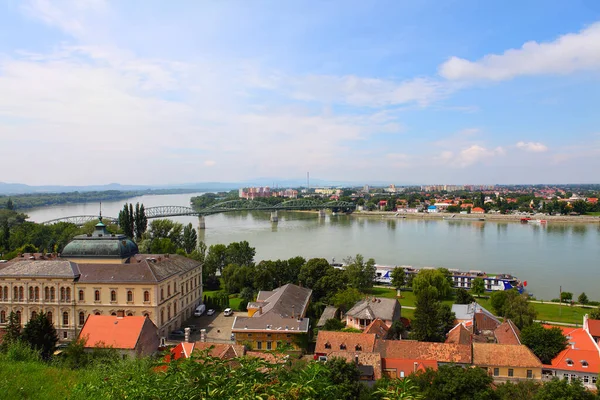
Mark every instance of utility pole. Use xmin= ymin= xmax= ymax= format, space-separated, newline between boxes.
xmin=559 ymin=285 xmax=562 ymax=317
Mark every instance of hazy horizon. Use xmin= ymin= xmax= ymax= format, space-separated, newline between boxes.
xmin=2 ymin=1 xmax=600 ymax=186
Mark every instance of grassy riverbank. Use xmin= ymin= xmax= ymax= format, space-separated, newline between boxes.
xmin=367 ymin=287 xmax=590 ymax=325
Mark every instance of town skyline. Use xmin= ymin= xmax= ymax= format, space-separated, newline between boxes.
xmin=1 ymin=1 xmax=600 ymax=185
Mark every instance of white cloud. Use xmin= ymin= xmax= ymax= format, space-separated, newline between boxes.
xmin=436 ymin=145 xmax=505 ymax=168
xmin=439 ymin=21 xmax=600 ymax=81
xmin=516 ymin=141 xmax=548 ymax=152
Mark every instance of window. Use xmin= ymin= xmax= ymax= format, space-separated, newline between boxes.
xmin=0 ymin=310 xmax=5 ymax=323
xmin=143 ymin=313 xmax=149 ymax=318
xmin=143 ymin=291 xmax=150 ymax=302
xmin=167 ymin=286 xmax=171 ymax=297
xmin=0 ymin=287 xmax=2 ymax=300
xmin=110 ymin=290 xmax=116 ymax=302
xmin=111 ymin=312 xmax=116 ymax=316
xmin=50 ymin=287 xmax=55 ymax=301
xmin=95 ymin=312 xmax=100 ymax=315
xmin=355 ymin=344 xmax=362 ymax=351
xmin=127 ymin=290 xmax=133 ymax=302
xmin=62 ymin=311 xmax=69 ymax=326
xmin=60 ymin=287 xmax=65 ymax=301
xmin=16 ymin=310 xmax=21 ymax=324
xmin=567 ymin=359 xmax=574 ymax=366
xmin=94 ymin=290 xmax=100 ymax=302
xmin=161 ymin=288 xmax=164 ymax=301
xmin=47 ymin=312 xmax=52 ymax=322
xmin=63 ymin=332 xmax=67 ymax=339
xmin=127 ymin=312 xmax=133 ymax=316
xmin=29 ymin=287 xmax=34 ymax=300
xmin=167 ymin=305 xmax=171 ymax=320
xmin=592 ymin=376 xmax=597 ymax=384
xmin=34 ymin=287 xmax=39 ymax=301
xmin=174 ymin=303 xmax=177 ymax=315
xmin=257 ymin=341 xmax=262 ymax=350
xmin=266 ymin=342 xmax=272 ymax=350
xmin=160 ymin=310 xmax=164 ymax=324
xmin=79 ymin=290 xmax=84 ymax=301
xmin=19 ymin=286 xmax=24 ymax=300
xmin=31 ymin=311 xmax=37 ymax=319
xmin=584 ymin=376 xmax=589 ymax=383
xmin=13 ymin=287 xmax=18 ymax=300
xmin=45 ymin=287 xmax=50 ymax=301
xmin=527 ymin=370 xmax=533 ymax=379
xmin=493 ymin=368 xmax=499 ymax=377
xmin=66 ymin=288 xmax=71 ymax=302
xmin=581 ymin=360 xmax=589 ymax=368
xmin=79 ymin=312 xmax=85 ymax=325
xmin=325 ymin=342 xmax=331 ymax=349
xmin=339 ymin=344 xmax=346 ymax=350
xmin=3 ymin=286 xmax=7 ymax=301
xmin=508 ymin=369 xmax=514 ymax=377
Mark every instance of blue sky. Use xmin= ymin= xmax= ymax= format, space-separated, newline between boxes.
xmin=1 ymin=0 xmax=600 ymax=185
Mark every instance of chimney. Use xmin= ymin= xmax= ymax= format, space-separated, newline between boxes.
xmin=291 ymin=305 xmax=295 ymax=319
xmin=184 ymin=327 xmax=191 ymax=343
xmin=259 ymin=306 xmax=263 ymax=315
xmin=414 ymin=362 xmax=418 ymax=372
xmin=116 ymin=310 xmax=125 ymax=319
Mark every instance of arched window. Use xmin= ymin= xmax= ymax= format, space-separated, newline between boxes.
xmin=174 ymin=302 xmax=177 ymax=315
xmin=111 ymin=312 xmax=116 ymax=316
xmin=180 ymin=284 xmax=183 ymax=294
xmin=47 ymin=312 xmax=53 ymax=323
xmin=0 ymin=287 xmax=3 ymax=300
xmin=160 ymin=309 xmax=164 ymax=324
xmin=34 ymin=287 xmax=40 ymax=301
xmin=29 ymin=287 xmax=34 ymax=300
xmin=0 ymin=310 xmax=6 ymax=323
xmin=94 ymin=290 xmax=100 ymax=301
xmin=62 ymin=311 xmax=68 ymax=326
xmin=167 ymin=285 xmax=171 ymax=297
xmin=16 ymin=310 xmax=21 ymax=324
xmin=13 ymin=287 xmax=18 ymax=300
xmin=60 ymin=287 xmax=65 ymax=301
xmin=110 ymin=290 xmax=116 ymax=302
xmin=143 ymin=291 xmax=150 ymax=302
xmin=127 ymin=291 xmax=133 ymax=302
xmin=94 ymin=311 xmax=101 ymax=315
xmin=167 ymin=305 xmax=171 ymax=320
xmin=18 ymin=286 xmax=24 ymax=300
xmin=143 ymin=313 xmax=149 ymax=318
xmin=66 ymin=288 xmax=71 ymax=302
xmin=3 ymin=286 xmax=7 ymax=301
xmin=31 ymin=311 xmax=37 ymax=319
xmin=127 ymin=312 xmax=133 ymax=316
xmin=160 ymin=288 xmax=164 ymax=301
xmin=50 ymin=287 xmax=55 ymax=301
xmin=44 ymin=287 xmax=50 ymax=301
xmin=79 ymin=312 xmax=85 ymax=325
xmin=79 ymin=290 xmax=84 ymax=301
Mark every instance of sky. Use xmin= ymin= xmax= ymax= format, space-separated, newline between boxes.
xmin=1 ymin=0 xmax=600 ymax=186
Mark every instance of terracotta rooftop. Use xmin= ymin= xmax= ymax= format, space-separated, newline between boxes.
xmin=494 ymin=320 xmax=521 ymax=345
xmin=363 ymin=318 xmax=390 ymax=339
xmin=544 ymin=325 xmax=600 ymax=374
xmin=473 ymin=343 xmax=542 ymax=368
xmin=382 ymin=359 xmax=438 ymax=378
xmin=475 ymin=311 xmax=501 ymax=332
xmin=376 ymin=339 xmax=472 ymax=364
xmin=79 ymin=315 xmax=156 ymax=350
xmin=446 ymin=324 xmax=472 ymax=345
xmin=315 ymin=331 xmax=377 ymax=354
xmin=586 ymin=318 xmax=600 ymax=337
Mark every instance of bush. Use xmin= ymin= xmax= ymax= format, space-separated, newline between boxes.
xmin=2 ymin=340 xmax=41 ymax=362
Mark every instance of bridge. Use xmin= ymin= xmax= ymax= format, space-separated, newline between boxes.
xmin=40 ymin=199 xmax=356 ymax=227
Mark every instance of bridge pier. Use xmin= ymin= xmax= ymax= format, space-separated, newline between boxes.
xmin=198 ymin=215 xmax=206 ymax=230
xmin=318 ymin=209 xmax=326 ymax=218
xmin=270 ymin=211 xmax=278 ymax=223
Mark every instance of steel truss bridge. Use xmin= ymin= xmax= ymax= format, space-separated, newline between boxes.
xmin=41 ymin=199 xmax=356 ymax=226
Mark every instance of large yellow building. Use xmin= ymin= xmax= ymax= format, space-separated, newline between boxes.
xmin=0 ymin=219 xmax=202 ymax=341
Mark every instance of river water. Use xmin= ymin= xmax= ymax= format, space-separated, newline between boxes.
xmin=24 ymin=193 xmax=600 ymax=300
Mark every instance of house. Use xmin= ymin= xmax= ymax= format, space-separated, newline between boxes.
xmin=460 ymin=203 xmax=473 ymax=210
xmin=376 ymin=339 xmax=472 ymax=378
xmin=363 ymin=318 xmax=390 ymax=339
xmin=231 ymin=284 xmax=312 ymax=351
xmin=78 ymin=312 xmax=159 ymax=358
xmin=169 ymin=341 xmax=245 ymax=361
xmin=452 ymin=303 xmax=500 ymax=328
xmin=493 ymin=320 xmax=521 ymax=345
xmin=316 ymin=305 xmax=340 ymax=328
xmin=315 ymin=330 xmax=377 ymax=356
xmin=584 ymin=314 xmax=600 ymax=346
xmin=427 ymin=205 xmax=438 ymax=213
xmin=542 ymin=320 xmax=600 ymax=389
xmin=473 ymin=343 xmax=542 ymax=382
xmin=445 ymin=323 xmax=472 ymax=345
xmin=345 ymin=297 xmax=401 ymax=330
xmin=471 ymin=207 xmax=485 ymax=214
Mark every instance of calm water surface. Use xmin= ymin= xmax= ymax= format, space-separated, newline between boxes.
xmin=25 ymin=193 xmax=600 ymax=300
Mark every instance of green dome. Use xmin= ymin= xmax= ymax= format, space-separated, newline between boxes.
xmin=61 ymin=220 xmax=139 ymax=260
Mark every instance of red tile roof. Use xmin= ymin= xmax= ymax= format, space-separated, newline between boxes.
xmin=364 ymin=318 xmax=390 ymax=339
xmin=494 ymin=320 xmax=521 ymax=345
xmin=473 ymin=343 xmax=542 ymax=368
xmin=587 ymin=319 xmax=600 ymax=337
xmin=376 ymin=339 xmax=472 ymax=364
xmin=446 ymin=324 xmax=472 ymax=345
xmin=382 ymin=359 xmax=438 ymax=378
xmin=544 ymin=326 xmax=600 ymax=374
xmin=315 ymin=331 xmax=377 ymax=354
xmin=79 ymin=315 xmax=153 ymax=349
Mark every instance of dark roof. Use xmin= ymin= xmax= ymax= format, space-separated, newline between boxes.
xmin=346 ymin=297 xmax=401 ymax=322
xmin=0 ymin=260 xmax=80 ymax=278
xmin=61 ymin=221 xmax=138 ymax=259
xmin=317 ymin=306 xmax=339 ymax=327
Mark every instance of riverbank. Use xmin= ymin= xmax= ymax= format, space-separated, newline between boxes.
xmin=352 ymin=210 xmax=600 ymax=224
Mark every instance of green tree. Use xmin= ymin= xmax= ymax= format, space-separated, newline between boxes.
xmin=298 ymin=258 xmax=332 ymax=289
xmin=387 ymin=320 xmax=407 ymax=340
xmin=494 ymin=380 xmax=541 ymax=400
xmin=182 ymin=223 xmax=198 ymax=254
xmin=343 ymin=254 xmax=376 ymax=291
xmin=204 ymin=243 xmax=228 ymax=276
xmin=503 ymin=290 xmax=537 ymax=329
xmin=149 ymin=219 xmax=183 ymax=248
xmin=253 ymin=260 xmax=277 ymax=291
xmin=118 ymin=203 xmax=134 ymax=238
xmin=578 ymin=292 xmax=589 ymax=305
xmin=410 ymin=285 xmax=444 ymax=342
xmin=1 ymin=311 xmax=22 ymax=348
xmin=490 ymin=290 xmax=508 ymax=315
xmin=313 ymin=267 xmax=348 ymax=303
xmin=324 ymin=357 xmax=366 ymax=399
xmin=22 ymin=312 xmax=59 ymax=360
xmin=322 ymin=318 xmax=345 ymax=331
xmin=331 ymin=287 xmax=363 ymax=313
xmin=455 ymin=288 xmax=475 ymax=304
xmin=520 ymin=323 xmax=568 ymax=364
xmin=533 ymin=377 xmax=595 ymax=400
xmin=391 ymin=267 xmax=406 ymax=294
xmin=225 ymin=241 xmax=255 ymax=267
xmin=149 ymin=237 xmax=177 ymax=254
xmin=471 ymin=278 xmax=485 ymax=298
xmin=374 ymin=378 xmax=424 ymax=399
xmin=589 ymin=307 xmax=600 ymax=320
xmin=438 ymin=303 xmax=457 ymax=337
xmin=560 ymin=291 xmax=573 ymax=303
xmin=133 ymin=203 xmax=147 ymax=239
xmin=412 ymin=364 xmax=495 ymax=400
xmin=412 ymin=269 xmax=452 ymax=300
xmin=6 ymin=198 xmax=14 ymax=210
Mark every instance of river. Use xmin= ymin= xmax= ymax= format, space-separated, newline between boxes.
xmin=24 ymin=193 xmax=600 ymax=301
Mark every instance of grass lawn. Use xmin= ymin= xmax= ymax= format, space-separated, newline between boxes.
xmin=586 ymin=212 xmax=600 ymax=216
xmin=203 ymin=290 xmax=245 ymax=311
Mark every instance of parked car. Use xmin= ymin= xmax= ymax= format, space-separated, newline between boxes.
xmin=224 ymin=308 xmax=233 ymax=317
xmin=171 ymin=329 xmax=185 ymax=337
xmin=206 ymin=309 xmax=215 ymax=316
xmin=186 ymin=325 xmax=198 ymax=333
